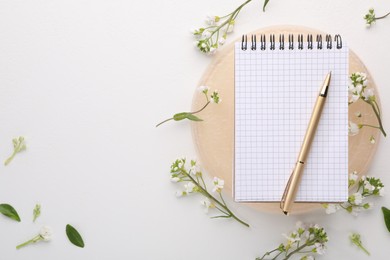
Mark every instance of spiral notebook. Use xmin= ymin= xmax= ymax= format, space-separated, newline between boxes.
xmin=234 ymin=34 xmax=349 ymax=202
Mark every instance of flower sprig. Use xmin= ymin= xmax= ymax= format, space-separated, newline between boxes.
xmin=170 ymin=158 xmax=249 ymax=227
xmin=348 ymin=72 xmax=386 ymax=137
xmin=323 ymin=171 xmax=384 ymax=216
xmin=16 ymin=226 xmax=53 ymax=249
xmin=256 ymin=222 xmax=328 ymax=260
xmin=192 ymin=0 xmax=271 ymax=54
xmin=156 ymin=86 xmax=221 ymax=127
xmin=350 ymin=233 xmax=370 ymax=255
xmin=364 ymin=8 xmax=390 ymax=27
xmin=4 ymin=136 xmax=26 ymax=166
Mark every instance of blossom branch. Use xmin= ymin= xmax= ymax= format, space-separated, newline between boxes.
xmin=170 ymin=158 xmax=249 ymax=227
xmin=365 ymin=8 xmax=390 ymax=27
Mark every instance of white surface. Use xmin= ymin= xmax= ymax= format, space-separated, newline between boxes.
xmin=234 ymin=42 xmax=349 ymax=202
xmin=0 ymin=0 xmax=389 ymax=259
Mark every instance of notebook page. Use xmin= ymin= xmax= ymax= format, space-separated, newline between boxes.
xmin=234 ymin=41 xmax=349 ymax=202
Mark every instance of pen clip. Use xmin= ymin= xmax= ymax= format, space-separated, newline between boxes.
xmin=280 ymin=169 xmax=294 ymax=211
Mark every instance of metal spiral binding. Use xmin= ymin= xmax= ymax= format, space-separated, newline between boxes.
xmin=241 ymin=33 xmax=343 ymax=51
xmin=298 ymin=34 xmax=303 ymax=50
xmin=316 ymin=35 xmax=322 ymax=49
xmin=288 ymin=34 xmax=294 ymax=50
xmin=326 ymin=34 xmax=332 ymax=49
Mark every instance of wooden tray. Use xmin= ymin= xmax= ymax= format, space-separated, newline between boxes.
xmin=191 ymin=26 xmax=382 ymax=214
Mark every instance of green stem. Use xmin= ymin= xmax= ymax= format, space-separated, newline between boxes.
xmin=4 ymin=152 xmax=16 ymax=166
xmin=185 ymin=172 xmax=249 ymax=227
xmin=359 ymin=124 xmax=380 ymax=129
xmin=206 ymin=0 xmax=252 ymax=41
xmin=16 ymin=235 xmax=42 ymax=249
xmin=256 ymin=248 xmax=279 ymax=260
xmin=284 ymin=240 xmax=315 ymax=260
xmin=369 ymin=102 xmax=387 ymax=136
xmin=376 ymin=12 xmax=390 ymax=20
xmin=357 ymin=242 xmax=370 ymax=255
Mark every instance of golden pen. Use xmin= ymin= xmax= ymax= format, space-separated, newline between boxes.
xmin=281 ymin=71 xmax=332 ymax=215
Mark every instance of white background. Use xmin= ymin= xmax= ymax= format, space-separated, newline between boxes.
xmin=0 ymin=0 xmax=389 ymax=259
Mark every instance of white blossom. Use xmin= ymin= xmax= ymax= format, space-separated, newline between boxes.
xmin=351 ymin=192 xmax=363 ymax=205
xmin=205 ymin=15 xmax=219 ymax=26
xmin=349 ymin=172 xmax=358 ymax=182
xmin=314 ymin=243 xmax=326 ymax=255
xmin=184 ymin=182 xmax=196 ymax=193
xmin=348 ymin=121 xmax=360 ymax=136
xmin=198 ymin=86 xmax=210 ymax=93
xmin=39 ymin=226 xmax=53 ymax=241
xmin=171 ymin=176 xmax=180 ymax=182
xmin=200 ymin=198 xmax=214 ymax=213
xmin=362 ymin=88 xmax=375 ymax=101
xmin=282 ymin=232 xmax=300 ymax=243
xmin=325 ymin=204 xmax=340 ymax=214
xmin=208 ymin=47 xmax=217 ymax=55
xmin=351 ymin=207 xmax=362 ymax=216
xmin=212 ymin=177 xmax=224 ymax=192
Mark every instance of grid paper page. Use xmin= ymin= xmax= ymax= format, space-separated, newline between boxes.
xmin=234 ymin=41 xmax=349 ymax=202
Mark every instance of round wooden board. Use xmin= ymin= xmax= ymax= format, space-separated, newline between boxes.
xmin=191 ymin=26 xmax=382 ymax=215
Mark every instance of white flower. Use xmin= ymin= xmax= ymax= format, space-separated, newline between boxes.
xmin=198 ymin=86 xmax=210 ymax=93
xmin=208 ymin=47 xmax=217 ymax=55
xmin=351 ymin=192 xmax=363 ymax=205
xmin=348 ymin=121 xmax=360 ymax=136
xmin=170 ymin=176 xmax=180 ymax=182
xmin=350 ymin=94 xmax=360 ymax=103
xmin=184 ymin=182 xmax=196 ymax=193
xmin=282 ymin=232 xmax=300 ymax=243
xmin=351 ymin=207 xmax=361 ymax=216
xmin=361 ymin=175 xmax=366 ymax=181
xmin=379 ymin=187 xmax=385 ymax=196
xmin=370 ymin=136 xmax=376 ymax=144
xmin=212 ymin=177 xmax=224 ymax=192
xmin=364 ymin=182 xmax=375 ymax=192
xmin=325 ymin=204 xmax=340 ymax=214
xmin=200 ymin=198 xmax=214 ymax=213
xmin=205 ymin=15 xmax=219 ymax=26
xmin=362 ymin=88 xmax=375 ymax=100
xmin=314 ymin=243 xmax=326 ymax=255
xmin=349 ymin=172 xmax=358 ymax=182
xmin=39 ymin=226 xmax=53 ymax=241
xmin=218 ymin=37 xmax=226 ymax=45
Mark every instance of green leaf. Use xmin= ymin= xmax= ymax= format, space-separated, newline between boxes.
xmin=173 ymin=113 xmax=203 ymax=122
xmin=173 ymin=112 xmax=189 ymax=121
xmin=66 ymin=224 xmax=85 ymax=248
xmin=185 ymin=114 xmax=203 ymax=122
xmin=263 ymin=0 xmax=270 ymax=11
xmin=0 ymin=204 xmax=21 ymax=222
xmin=382 ymin=207 xmax=390 ymax=232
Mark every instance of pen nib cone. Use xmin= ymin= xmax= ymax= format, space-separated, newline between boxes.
xmin=320 ymin=72 xmax=331 ymax=97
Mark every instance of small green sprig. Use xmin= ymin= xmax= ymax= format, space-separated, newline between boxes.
xmin=33 ymin=204 xmax=41 ymax=222
xmin=348 ymin=72 xmax=386 ymax=137
xmin=350 ymin=233 xmax=370 ymax=255
xmin=192 ymin=0 xmax=271 ymax=54
xmin=170 ymin=158 xmax=249 ymax=227
xmin=4 ymin=136 xmax=26 ymax=166
xmin=156 ymin=86 xmax=221 ymax=127
xmin=364 ymin=8 xmax=390 ymax=27
xmin=256 ymin=222 xmax=328 ymax=260
xmin=323 ymin=172 xmax=384 ymax=216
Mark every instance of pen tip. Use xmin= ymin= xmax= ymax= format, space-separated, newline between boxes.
xmin=283 ymin=211 xmax=289 ymax=216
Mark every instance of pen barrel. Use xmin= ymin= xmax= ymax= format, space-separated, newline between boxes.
xmin=283 ymin=161 xmax=306 ymax=211
xmin=297 ymin=96 xmax=326 ymax=162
